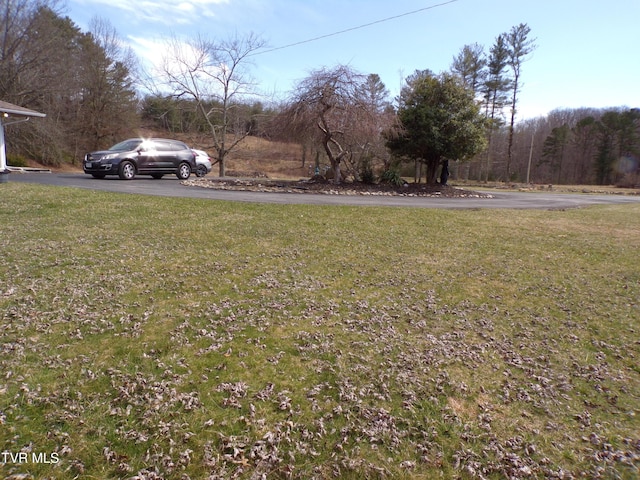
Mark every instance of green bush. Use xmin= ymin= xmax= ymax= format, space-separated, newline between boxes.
xmin=379 ymin=167 xmax=404 ymax=186
xmin=359 ymin=158 xmax=376 ymax=184
xmin=6 ymin=153 xmax=28 ymax=167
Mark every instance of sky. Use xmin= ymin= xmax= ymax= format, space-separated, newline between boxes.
xmin=64 ymin=0 xmax=640 ymax=121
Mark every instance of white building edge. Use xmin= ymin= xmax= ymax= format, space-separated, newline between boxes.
xmin=0 ymin=100 xmax=46 ymax=182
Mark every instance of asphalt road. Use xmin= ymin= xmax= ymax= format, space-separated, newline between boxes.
xmin=7 ymin=171 xmax=640 ymax=209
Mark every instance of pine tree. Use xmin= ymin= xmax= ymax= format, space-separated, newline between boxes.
xmin=505 ymin=23 xmax=536 ymax=179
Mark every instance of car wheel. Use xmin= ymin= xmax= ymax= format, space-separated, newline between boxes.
xmin=196 ymin=164 xmax=207 ymax=177
xmin=91 ymin=173 xmax=106 ymax=179
xmin=118 ymin=161 xmax=136 ymax=180
xmin=177 ymin=162 xmax=191 ymax=180
xmin=151 ymin=173 xmax=164 ymax=179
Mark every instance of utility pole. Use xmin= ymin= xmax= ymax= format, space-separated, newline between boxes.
xmin=526 ymin=131 xmax=534 ymax=184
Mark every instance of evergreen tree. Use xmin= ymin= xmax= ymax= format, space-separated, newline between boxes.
xmin=450 ymin=43 xmax=486 ymax=96
xmin=482 ymin=34 xmax=511 ymax=121
xmin=480 ymin=34 xmax=511 ymax=181
xmin=593 ymin=109 xmax=640 ymax=185
xmin=571 ymin=116 xmax=598 ymax=184
xmin=76 ymin=18 xmax=139 ymax=151
xmin=541 ymin=124 xmax=570 ymax=183
xmin=387 ymin=71 xmax=487 ymax=184
xmin=505 ymin=23 xmax=536 ymax=179
xmin=595 ymin=112 xmax=618 ymax=185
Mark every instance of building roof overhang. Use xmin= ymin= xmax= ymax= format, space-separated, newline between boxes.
xmin=0 ymin=100 xmax=46 ymax=118
xmin=0 ymin=101 xmax=47 ymax=175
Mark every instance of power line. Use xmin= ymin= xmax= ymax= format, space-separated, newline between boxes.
xmin=249 ymin=0 xmax=460 ymax=56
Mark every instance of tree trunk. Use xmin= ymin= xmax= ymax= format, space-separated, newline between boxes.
xmin=334 ymin=161 xmax=342 ymax=184
xmin=217 ymin=146 xmax=226 ymax=177
xmin=506 ymin=86 xmax=517 ymax=180
xmin=426 ymin=159 xmax=440 ymax=184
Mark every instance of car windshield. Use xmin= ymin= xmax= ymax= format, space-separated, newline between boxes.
xmin=108 ymin=139 xmax=143 ymax=152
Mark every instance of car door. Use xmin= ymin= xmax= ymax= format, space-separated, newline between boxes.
xmin=135 ymin=140 xmax=157 ymax=172
xmin=154 ymin=140 xmax=177 ymax=171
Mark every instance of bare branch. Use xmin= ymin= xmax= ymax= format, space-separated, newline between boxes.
xmin=157 ymin=32 xmax=265 ymax=176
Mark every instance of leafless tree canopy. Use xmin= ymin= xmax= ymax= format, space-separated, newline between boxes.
xmin=156 ymin=32 xmax=266 ymax=176
xmin=275 ymin=65 xmax=394 ymax=183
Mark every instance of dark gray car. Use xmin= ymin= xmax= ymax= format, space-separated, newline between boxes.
xmin=83 ymin=138 xmax=196 ymax=180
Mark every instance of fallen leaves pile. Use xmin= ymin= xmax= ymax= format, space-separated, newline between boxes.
xmin=0 ymin=188 xmax=638 ymax=479
xmin=1 ymin=265 xmax=638 ymax=479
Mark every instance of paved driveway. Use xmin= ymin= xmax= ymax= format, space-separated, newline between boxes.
xmin=7 ymin=172 xmax=640 ymax=209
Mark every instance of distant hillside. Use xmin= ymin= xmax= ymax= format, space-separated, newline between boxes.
xmin=137 ymin=128 xmax=307 ymax=179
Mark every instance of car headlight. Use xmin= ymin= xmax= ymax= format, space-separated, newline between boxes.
xmin=102 ymin=153 xmax=118 ymax=160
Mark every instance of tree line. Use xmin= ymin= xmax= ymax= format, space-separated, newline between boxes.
xmin=1 ymin=0 xmax=139 ymax=165
xmin=2 ymin=0 xmax=638 ymax=185
xmin=449 ymin=28 xmax=639 ymax=187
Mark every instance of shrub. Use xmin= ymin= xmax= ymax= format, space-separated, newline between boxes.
xmin=359 ymin=158 xmax=376 ymax=184
xmin=616 ymin=172 xmax=640 ymax=188
xmin=6 ymin=153 xmax=28 ymax=167
xmin=379 ymin=167 xmax=404 ymax=186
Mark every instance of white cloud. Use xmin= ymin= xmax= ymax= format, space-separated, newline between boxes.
xmin=128 ymin=36 xmax=166 ymax=65
xmin=76 ymin=0 xmax=229 ymax=26
xmin=176 ymin=2 xmax=195 ymax=13
xmin=128 ymin=35 xmax=226 ymax=96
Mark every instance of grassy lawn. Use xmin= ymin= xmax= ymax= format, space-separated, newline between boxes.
xmin=1 ymin=183 xmax=638 ymax=479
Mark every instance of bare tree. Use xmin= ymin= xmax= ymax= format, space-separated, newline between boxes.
xmin=296 ymin=65 xmax=360 ymax=184
xmin=1 ymin=1 xmax=139 ymax=163
xmin=351 ymin=73 xmax=394 ymax=180
xmin=1 ymin=0 xmax=62 ymax=100
xmin=158 ymin=32 xmax=266 ymax=176
xmin=278 ymin=65 xmax=394 ymax=184
xmin=0 ymin=0 xmax=68 ymax=162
